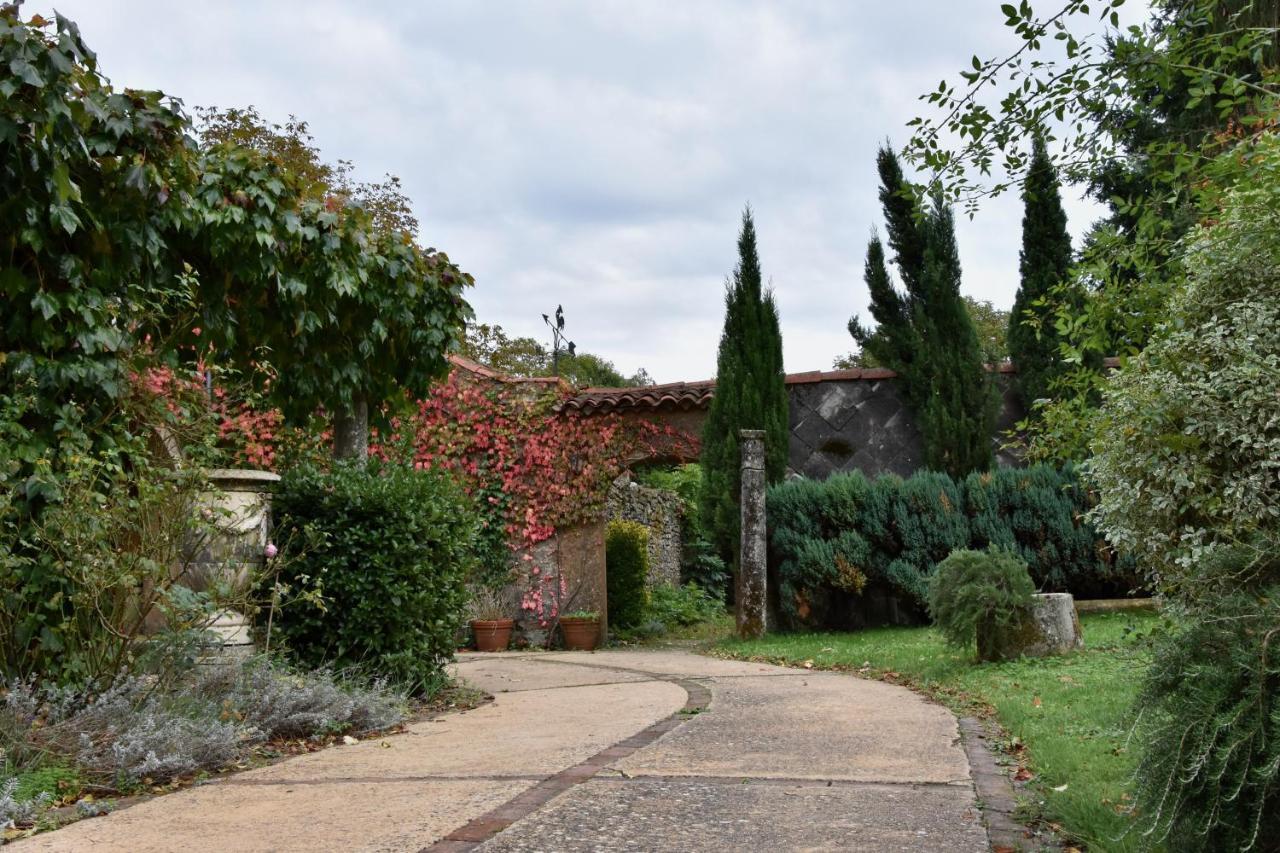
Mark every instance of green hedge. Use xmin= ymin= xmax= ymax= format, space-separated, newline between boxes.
xmin=770 ymin=464 xmax=1140 ymax=630
xmin=267 ymin=463 xmax=476 ymax=693
xmin=606 ymin=520 xmax=649 ymax=629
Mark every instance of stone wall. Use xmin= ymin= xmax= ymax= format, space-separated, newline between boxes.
xmin=509 ymin=519 xmax=608 ymax=646
xmin=786 ymin=372 xmax=1026 ymax=480
xmin=607 ymin=479 xmax=682 ymax=588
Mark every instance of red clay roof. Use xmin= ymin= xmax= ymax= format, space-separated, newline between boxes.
xmin=560 ymin=379 xmax=716 ymax=414
xmin=558 ymin=358 xmax=1122 ymax=415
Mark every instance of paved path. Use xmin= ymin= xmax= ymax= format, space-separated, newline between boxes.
xmin=15 ymin=649 xmax=989 ymax=852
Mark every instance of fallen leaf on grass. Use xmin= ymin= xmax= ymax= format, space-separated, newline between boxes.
xmin=1052 ymin=783 xmax=1069 ymax=792
xmin=1013 ymin=767 xmax=1034 ymax=782
xmin=1032 ymin=696 xmax=1042 ymax=708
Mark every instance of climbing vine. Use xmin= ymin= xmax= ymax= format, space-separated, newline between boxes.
xmin=216 ymin=371 xmax=695 ymax=626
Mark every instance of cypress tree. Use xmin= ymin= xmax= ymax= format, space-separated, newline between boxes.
xmin=849 ymin=145 xmax=995 ymax=477
xmin=1009 ymin=136 xmax=1073 ymax=409
xmin=916 ymin=199 xmax=996 ymax=474
xmin=699 ymin=207 xmax=788 ymax=568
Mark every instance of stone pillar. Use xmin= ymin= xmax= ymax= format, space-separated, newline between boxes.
xmin=737 ymin=430 xmax=767 ymax=639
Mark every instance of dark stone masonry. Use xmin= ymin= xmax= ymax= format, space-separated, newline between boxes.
xmin=606 ymin=479 xmax=683 ymax=587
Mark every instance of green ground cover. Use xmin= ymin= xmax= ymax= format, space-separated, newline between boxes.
xmin=714 ymin=610 xmax=1161 ymax=851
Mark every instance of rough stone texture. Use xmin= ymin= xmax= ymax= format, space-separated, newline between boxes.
xmin=737 ymin=430 xmax=767 ymax=639
xmin=606 ymin=371 xmax=1028 ymax=479
xmin=978 ymin=592 xmax=1084 ymax=662
xmin=506 ymin=520 xmax=608 ymax=646
xmin=178 ymin=469 xmax=279 ymax=657
xmin=606 ymin=478 xmax=682 ymax=588
xmin=788 ymin=373 xmax=1027 ymax=480
xmin=612 ymin=674 xmax=971 ymax=784
xmin=478 ymin=777 xmax=986 ymax=853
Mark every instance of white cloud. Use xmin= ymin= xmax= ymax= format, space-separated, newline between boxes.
xmin=46 ymin=0 xmax=1132 ymax=381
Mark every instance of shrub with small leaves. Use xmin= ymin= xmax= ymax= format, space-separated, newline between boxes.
xmin=268 ymin=463 xmax=476 ymax=693
xmin=606 ymin=520 xmax=650 ymax=630
xmin=0 ymin=776 xmax=51 ymax=829
xmin=193 ymin=658 xmax=405 ymax=740
xmin=927 ymin=547 xmax=1035 ymax=652
xmin=645 ymin=582 xmax=725 ymax=629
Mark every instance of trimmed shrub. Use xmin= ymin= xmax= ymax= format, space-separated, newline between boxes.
xmin=606 ymin=520 xmax=649 ymax=629
xmin=770 ymin=464 xmax=1137 ymax=631
xmin=963 ymin=464 xmax=1138 ymax=598
xmin=269 ymin=463 xmax=475 ymax=693
xmin=927 ymin=547 xmax=1035 ymax=652
xmin=770 ymin=470 xmax=968 ymax=628
xmin=1133 ymin=581 xmax=1280 ymax=852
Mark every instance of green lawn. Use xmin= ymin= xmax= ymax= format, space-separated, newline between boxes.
xmin=714 ymin=610 xmax=1161 ymax=851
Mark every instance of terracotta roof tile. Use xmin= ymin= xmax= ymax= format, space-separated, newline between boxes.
xmin=559 ymin=380 xmax=716 ymax=414
xmin=557 ymin=359 xmax=1120 ymax=415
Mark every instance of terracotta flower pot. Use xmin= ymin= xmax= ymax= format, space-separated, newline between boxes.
xmin=559 ymin=616 xmax=601 ymax=651
xmin=471 ymin=619 xmax=515 ymax=652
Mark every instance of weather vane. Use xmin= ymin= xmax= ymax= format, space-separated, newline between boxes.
xmin=542 ymin=305 xmax=575 ymax=377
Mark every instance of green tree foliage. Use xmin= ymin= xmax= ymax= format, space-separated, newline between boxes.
xmin=906 ymin=0 xmax=1279 ymax=463
xmin=698 ymin=208 xmax=787 ymax=564
xmin=849 ymin=147 xmax=995 ymax=477
xmin=268 ymin=463 xmax=476 ymax=693
xmin=458 ymin=320 xmax=650 ymax=387
xmin=835 ymin=296 xmax=1007 ymax=369
xmin=1 ymin=10 xmax=194 ymax=500
xmin=1089 ymin=163 xmax=1280 ymax=607
xmin=458 ymin=321 xmax=549 ymax=376
xmin=1009 ymin=137 xmax=1074 ymax=409
xmin=927 ymin=547 xmax=1035 ymax=653
xmin=181 ymin=108 xmax=473 ymax=460
xmin=605 ymin=520 xmax=649 ymax=629
xmin=0 ymin=11 xmax=473 ymax=474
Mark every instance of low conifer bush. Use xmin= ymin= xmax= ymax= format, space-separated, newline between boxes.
xmin=927 ymin=547 xmax=1035 ymax=653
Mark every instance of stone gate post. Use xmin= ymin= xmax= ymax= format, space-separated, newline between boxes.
xmin=737 ymin=429 xmax=767 ymax=639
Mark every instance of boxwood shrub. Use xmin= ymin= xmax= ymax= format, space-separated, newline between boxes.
xmin=770 ymin=463 xmax=1140 ymax=630
xmin=606 ymin=520 xmax=649 ymax=629
xmin=267 ymin=463 xmax=476 ymax=694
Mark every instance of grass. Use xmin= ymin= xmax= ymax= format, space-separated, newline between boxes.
xmin=714 ymin=610 xmax=1163 ymax=851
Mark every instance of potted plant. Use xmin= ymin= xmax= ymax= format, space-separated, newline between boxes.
xmin=468 ymin=586 xmax=514 ymax=652
xmin=559 ymin=610 xmax=601 ymax=651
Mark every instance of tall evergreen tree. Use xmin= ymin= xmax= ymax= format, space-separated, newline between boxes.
xmin=1009 ymin=136 xmax=1073 ymax=409
xmin=849 ymin=146 xmax=995 ymax=477
xmin=699 ymin=208 xmax=788 ymax=568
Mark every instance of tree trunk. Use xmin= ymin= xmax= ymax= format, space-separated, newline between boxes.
xmin=977 ymin=593 xmax=1083 ymax=662
xmin=332 ymin=396 xmax=369 ymax=465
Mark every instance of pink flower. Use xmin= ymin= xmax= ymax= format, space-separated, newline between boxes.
xmin=264 ymin=542 xmax=278 ymax=559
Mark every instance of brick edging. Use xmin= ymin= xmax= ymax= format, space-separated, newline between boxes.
xmin=423 ymin=674 xmax=711 ymax=852
xmin=957 ymin=716 xmax=1032 ymax=851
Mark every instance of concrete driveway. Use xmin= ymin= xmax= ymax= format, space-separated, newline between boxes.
xmin=15 ymin=649 xmax=989 ymax=852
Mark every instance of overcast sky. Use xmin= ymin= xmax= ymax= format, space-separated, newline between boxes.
xmin=48 ymin=1 xmax=1141 ymax=383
